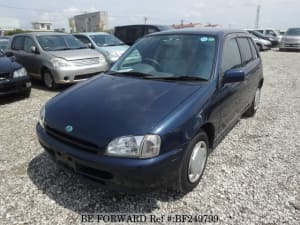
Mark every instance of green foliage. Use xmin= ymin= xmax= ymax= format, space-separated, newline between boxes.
xmin=5 ymin=29 xmax=30 ymax=36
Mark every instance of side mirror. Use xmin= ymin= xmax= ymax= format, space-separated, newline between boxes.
xmin=30 ymin=46 xmax=38 ymax=54
xmin=5 ymin=51 xmax=13 ymax=57
xmin=88 ymin=43 xmax=93 ymax=49
xmin=223 ymin=69 xmax=245 ymax=84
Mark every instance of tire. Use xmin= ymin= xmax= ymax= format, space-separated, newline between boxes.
xmin=176 ymin=130 xmax=209 ymax=193
xmin=42 ymin=70 xmax=57 ymax=90
xmin=23 ymin=89 xmax=31 ymax=98
xmin=244 ymin=87 xmax=261 ymax=117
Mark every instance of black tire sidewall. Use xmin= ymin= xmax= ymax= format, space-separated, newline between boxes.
xmin=42 ymin=70 xmax=56 ymax=90
xmin=177 ymin=130 xmax=209 ymax=193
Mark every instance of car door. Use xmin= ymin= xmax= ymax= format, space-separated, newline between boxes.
xmin=21 ymin=36 xmax=40 ymax=76
xmin=10 ymin=36 xmax=25 ymax=65
xmin=217 ymin=36 xmax=245 ymax=133
xmin=236 ymin=37 xmax=261 ymax=110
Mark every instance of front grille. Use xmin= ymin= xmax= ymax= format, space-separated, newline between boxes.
xmin=71 ymin=57 xmax=99 ymax=66
xmin=0 ymin=72 xmax=10 ymax=80
xmin=45 ymin=125 xmax=99 ymax=154
xmin=74 ymin=72 xmax=100 ymax=80
xmin=285 ymin=43 xmax=300 ymax=47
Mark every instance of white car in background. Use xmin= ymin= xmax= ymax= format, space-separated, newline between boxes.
xmin=248 ymin=33 xmax=272 ymax=51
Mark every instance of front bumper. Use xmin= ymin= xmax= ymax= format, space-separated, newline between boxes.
xmin=36 ymin=123 xmax=186 ymax=191
xmin=280 ymin=42 xmax=300 ymax=50
xmin=0 ymin=76 xmax=31 ymax=96
xmin=51 ymin=64 xmax=109 ymax=84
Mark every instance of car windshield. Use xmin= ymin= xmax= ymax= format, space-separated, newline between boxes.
xmin=90 ymin=34 xmax=124 ymax=47
xmin=110 ymin=34 xmax=217 ymax=81
xmin=37 ymin=35 xmax=87 ymax=51
xmin=0 ymin=39 xmax=9 ymax=50
xmin=286 ymin=28 xmax=300 ymax=36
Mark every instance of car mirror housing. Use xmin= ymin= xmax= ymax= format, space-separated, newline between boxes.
xmin=30 ymin=46 xmax=39 ymax=54
xmin=5 ymin=51 xmax=13 ymax=57
xmin=223 ymin=69 xmax=246 ymax=84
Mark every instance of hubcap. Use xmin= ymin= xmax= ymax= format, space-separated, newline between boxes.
xmin=254 ymin=88 xmax=261 ymax=111
xmin=44 ymin=72 xmax=53 ymax=88
xmin=188 ymin=141 xmax=207 ymax=183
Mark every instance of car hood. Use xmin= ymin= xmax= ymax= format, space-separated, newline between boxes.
xmin=49 ymin=49 xmax=100 ymax=61
xmin=0 ymin=56 xmax=21 ymax=73
xmin=282 ymin=35 xmax=300 ymax=43
xmin=96 ymin=45 xmax=129 ymax=54
xmin=45 ymin=74 xmax=206 ymax=149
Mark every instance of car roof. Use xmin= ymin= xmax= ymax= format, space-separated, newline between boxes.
xmin=13 ymin=32 xmax=68 ymax=37
xmin=147 ymin=28 xmax=248 ymax=37
xmin=74 ymin=32 xmax=110 ymax=36
xmin=115 ymin=24 xmax=168 ymax=28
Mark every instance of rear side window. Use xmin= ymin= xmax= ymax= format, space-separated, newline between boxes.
xmin=12 ymin=36 xmax=24 ymax=50
xmin=237 ymin=38 xmax=253 ymax=65
xmin=248 ymin=38 xmax=259 ymax=59
xmin=222 ymin=38 xmax=242 ymax=72
xmin=75 ymin=35 xmax=91 ymax=44
xmin=147 ymin=27 xmax=158 ymax=34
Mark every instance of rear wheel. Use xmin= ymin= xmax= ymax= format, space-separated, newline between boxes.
xmin=42 ymin=70 xmax=57 ymax=90
xmin=22 ymin=89 xmax=31 ymax=98
xmin=244 ymin=87 xmax=261 ymax=117
xmin=176 ymin=130 xmax=208 ymax=193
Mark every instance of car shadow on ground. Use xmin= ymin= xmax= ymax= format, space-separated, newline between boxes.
xmin=27 ymin=152 xmax=185 ymax=214
xmin=31 ymin=79 xmax=72 ymax=92
xmin=0 ymin=93 xmax=28 ymax=105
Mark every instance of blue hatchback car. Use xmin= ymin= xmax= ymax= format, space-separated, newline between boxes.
xmin=36 ymin=29 xmax=263 ymax=193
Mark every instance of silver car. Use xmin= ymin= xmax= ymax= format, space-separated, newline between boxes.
xmin=8 ymin=32 xmax=108 ymax=89
xmin=74 ymin=32 xmax=129 ymax=66
xmin=249 ymin=33 xmax=272 ymax=51
xmin=279 ymin=28 xmax=300 ymax=51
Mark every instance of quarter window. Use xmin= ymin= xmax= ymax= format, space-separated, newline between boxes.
xmin=23 ymin=37 xmax=36 ymax=53
xmin=12 ymin=36 xmax=24 ymax=50
xmin=237 ymin=38 xmax=253 ymax=66
xmin=222 ymin=38 xmax=242 ymax=72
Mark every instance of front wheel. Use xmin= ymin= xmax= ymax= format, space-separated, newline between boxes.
xmin=244 ymin=87 xmax=261 ymax=117
xmin=176 ymin=130 xmax=208 ymax=193
xmin=42 ymin=70 xmax=57 ymax=90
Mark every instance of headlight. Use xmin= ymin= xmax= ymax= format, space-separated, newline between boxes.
xmin=13 ymin=67 xmax=27 ymax=78
xmin=51 ymin=58 xmax=72 ymax=68
xmin=106 ymin=135 xmax=161 ymax=158
xmin=39 ymin=105 xmax=46 ymax=128
xmin=105 ymin=51 xmax=120 ymax=61
xmin=99 ymin=54 xmax=106 ymax=64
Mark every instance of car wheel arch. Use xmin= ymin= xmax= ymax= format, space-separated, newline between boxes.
xmin=199 ymin=123 xmax=215 ymax=149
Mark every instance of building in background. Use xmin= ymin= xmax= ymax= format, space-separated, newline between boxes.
xmin=32 ymin=22 xmax=53 ymax=31
xmin=69 ymin=11 xmax=108 ymax=33
xmin=0 ymin=17 xmax=20 ymax=35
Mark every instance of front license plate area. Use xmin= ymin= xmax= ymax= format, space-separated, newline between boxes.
xmin=55 ymin=152 xmax=76 ymax=171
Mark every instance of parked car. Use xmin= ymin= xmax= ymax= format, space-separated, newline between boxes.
xmin=279 ymin=28 xmax=300 ymax=51
xmin=114 ymin=24 xmax=172 ymax=45
xmin=248 ymin=33 xmax=271 ymax=51
xmin=0 ymin=37 xmax=10 ymax=51
xmin=7 ymin=32 xmax=108 ymax=89
xmin=73 ymin=32 xmax=129 ymax=66
xmin=246 ymin=30 xmax=279 ymax=47
xmin=249 ymin=28 xmax=281 ymax=40
xmin=0 ymin=50 xmax=31 ymax=97
xmin=37 ymin=28 xmax=264 ymax=193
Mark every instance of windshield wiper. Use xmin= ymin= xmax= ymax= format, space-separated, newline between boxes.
xmin=147 ymin=76 xmax=209 ymax=81
xmin=107 ymin=71 xmax=153 ymax=78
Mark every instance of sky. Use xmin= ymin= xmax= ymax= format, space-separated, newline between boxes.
xmin=0 ymin=0 xmax=299 ymax=31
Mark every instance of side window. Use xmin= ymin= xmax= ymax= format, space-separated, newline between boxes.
xmin=75 ymin=35 xmax=91 ymax=44
xmin=147 ymin=27 xmax=158 ymax=34
xmin=23 ymin=37 xmax=35 ymax=53
xmin=248 ymin=38 xmax=259 ymax=59
xmin=222 ymin=38 xmax=242 ymax=72
xmin=12 ymin=36 xmax=24 ymax=50
xmin=237 ymin=38 xmax=253 ymax=66
xmin=127 ymin=27 xmax=144 ymax=42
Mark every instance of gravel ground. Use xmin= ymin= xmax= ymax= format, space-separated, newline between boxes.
xmin=0 ymin=50 xmax=299 ymax=225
